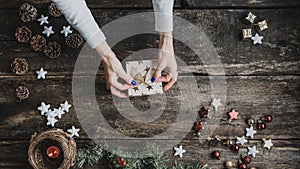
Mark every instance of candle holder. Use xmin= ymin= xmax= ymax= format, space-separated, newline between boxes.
xmin=28 ymin=128 xmax=77 ymax=169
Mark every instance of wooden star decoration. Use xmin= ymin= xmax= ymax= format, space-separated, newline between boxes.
xmin=60 ymin=100 xmax=72 ymax=112
xmin=263 ymin=139 xmax=273 ymax=150
xmin=211 ymin=98 xmax=222 ymax=111
xmin=67 ymin=126 xmax=80 ymax=137
xmin=174 ymin=145 xmax=186 ymax=158
xmin=36 ymin=67 xmax=48 ymax=79
xmin=42 ymin=26 xmax=54 ymax=37
xmin=54 ymin=107 xmax=65 ymax=119
xmin=46 ymin=116 xmax=58 ymax=127
xmin=236 ymin=136 xmax=248 ymax=145
xmin=37 ymin=102 xmax=50 ymax=116
xmin=228 ymin=109 xmax=239 ymax=120
xmin=247 ymin=145 xmax=259 ymax=157
xmin=251 ymin=33 xmax=263 ymax=45
xmin=246 ymin=125 xmax=257 ymax=138
xmin=60 ymin=25 xmax=73 ymax=37
xmin=37 ymin=14 xmax=49 ymax=25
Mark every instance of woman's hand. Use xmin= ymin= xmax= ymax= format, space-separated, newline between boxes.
xmin=152 ymin=32 xmax=178 ymax=91
xmin=95 ymin=41 xmax=136 ymax=98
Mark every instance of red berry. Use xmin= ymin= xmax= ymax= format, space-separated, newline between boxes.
xmin=243 ymin=156 xmax=251 ymax=164
xmin=230 ymin=144 xmax=239 ymax=153
xmin=119 ymin=157 xmax=125 ymax=162
xmin=122 ymin=161 xmax=126 ymax=166
xmin=265 ymin=115 xmax=273 ymax=122
xmin=212 ymin=151 xmax=221 ymax=159
xmin=257 ymin=122 xmax=266 ymax=130
xmin=239 ymin=163 xmax=247 ymax=169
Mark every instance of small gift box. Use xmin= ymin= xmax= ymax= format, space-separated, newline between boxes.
xmin=256 ymin=20 xmax=268 ymax=31
xmin=242 ymin=28 xmax=252 ymax=39
xmin=244 ymin=12 xmax=257 ymax=24
xmin=126 ymin=59 xmax=163 ymax=97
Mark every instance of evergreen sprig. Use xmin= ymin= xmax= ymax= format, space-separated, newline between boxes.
xmin=75 ymin=142 xmax=105 ymax=168
xmin=75 ymin=142 xmax=210 ymax=169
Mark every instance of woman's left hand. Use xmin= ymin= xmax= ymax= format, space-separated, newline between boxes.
xmin=152 ymin=32 xmax=178 ymax=91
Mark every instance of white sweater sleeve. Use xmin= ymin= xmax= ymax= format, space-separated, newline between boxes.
xmin=152 ymin=0 xmax=174 ymax=32
xmin=52 ymin=0 xmax=174 ymax=48
xmin=52 ymin=0 xmax=106 ymax=49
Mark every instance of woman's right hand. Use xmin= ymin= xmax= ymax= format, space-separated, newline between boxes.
xmin=95 ymin=41 xmax=136 ymax=98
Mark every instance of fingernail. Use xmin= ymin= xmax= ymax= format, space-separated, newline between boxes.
xmin=151 ymin=77 xmax=156 ymax=82
xmin=131 ymin=80 xmax=137 ymax=86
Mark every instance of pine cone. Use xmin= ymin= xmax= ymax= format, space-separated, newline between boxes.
xmin=48 ymin=2 xmax=62 ymax=17
xmin=16 ymin=86 xmax=30 ymax=100
xmin=44 ymin=42 xmax=61 ymax=58
xmin=19 ymin=3 xmax=37 ymax=22
xmin=66 ymin=33 xmax=84 ymax=48
xmin=30 ymin=35 xmax=46 ymax=52
xmin=11 ymin=58 xmax=29 ymax=75
xmin=15 ymin=26 xmax=32 ymax=43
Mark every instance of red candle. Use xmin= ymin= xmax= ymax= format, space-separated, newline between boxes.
xmin=46 ymin=146 xmax=60 ymax=158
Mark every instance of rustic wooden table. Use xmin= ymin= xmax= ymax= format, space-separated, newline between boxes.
xmin=0 ymin=0 xmax=299 ymax=168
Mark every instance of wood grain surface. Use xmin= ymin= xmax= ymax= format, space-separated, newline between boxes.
xmin=0 ymin=0 xmax=299 ymax=168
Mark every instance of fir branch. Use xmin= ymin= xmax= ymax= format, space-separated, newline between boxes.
xmin=75 ymin=143 xmax=104 ymax=168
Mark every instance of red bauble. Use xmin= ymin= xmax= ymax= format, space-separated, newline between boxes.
xmin=193 ymin=121 xmax=204 ymax=132
xmin=243 ymin=156 xmax=251 ymax=164
xmin=239 ymin=163 xmax=247 ymax=169
xmin=257 ymin=122 xmax=266 ymax=130
xmin=265 ymin=115 xmax=273 ymax=122
xmin=122 ymin=161 xmax=126 ymax=166
xmin=119 ymin=157 xmax=125 ymax=162
xmin=212 ymin=151 xmax=221 ymax=159
xmin=230 ymin=144 xmax=239 ymax=153
xmin=199 ymin=106 xmax=210 ymax=118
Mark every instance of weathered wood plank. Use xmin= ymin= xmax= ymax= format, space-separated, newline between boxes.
xmin=0 ymin=0 xmax=300 ymax=9
xmin=0 ymin=139 xmax=299 ymax=168
xmin=0 ymin=76 xmax=299 ymax=140
xmin=0 ymin=9 xmax=299 ymax=75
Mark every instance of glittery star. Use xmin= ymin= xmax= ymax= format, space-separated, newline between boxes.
xmin=251 ymin=33 xmax=263 ymax=45
xmin=54 ymin=107 xmax=65 ymax=119
xmin=228 ymin=109 xmax=239 ymax=120
xmin=247 ymin=145 xmax=259 ymax=157
xmin=146 ymin=85 xmax=153 ymax=91
xmin=47 ymin=116 xmax=58 ymax=127
xmin=37 ymin=102 xmax=50 ymax=116
xmin=263 ymin=139 xmax=273 ymax=150
xmin=36 ymin=67 xmax=47 ymax=79
xmin=67 ymin=126 xmax=80 ymax=137
xmin=60 ymin=25 xmax=73 ymax=37
xmin=174 ymin=145 xmax=186 ymax=158
xmin=236 ymin=136 xmax=248 ymax=145
xmin=133 ymin=86 xmax=139 ymax=92
xmin=211 ymin=98 xmax=222 ymax=110
xmin=246 ymin=125 xmax=257 ymax=139
xmin=144 ymin=66 xmax=150 ymax=72
xmin=60 ymin=100 xmax=72 ymax=112
xmin=37 ymin=14 xmax=49 ymax=25
xmin=42 ymin=26 xmax=54 ymax=37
